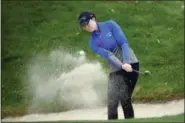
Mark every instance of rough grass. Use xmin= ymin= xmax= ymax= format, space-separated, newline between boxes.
xmin=1 ymin=1 xmax=184 ymax=118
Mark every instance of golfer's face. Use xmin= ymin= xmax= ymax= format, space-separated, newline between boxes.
xmin=82 ymin=20 xmax=95 ymax=32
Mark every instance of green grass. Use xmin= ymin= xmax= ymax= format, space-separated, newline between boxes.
xmin=2 ymin=0 xmax=184 ymax=118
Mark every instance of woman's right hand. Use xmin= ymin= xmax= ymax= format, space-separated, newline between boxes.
xmin=122 ymin=63 xmax=132 ymax=72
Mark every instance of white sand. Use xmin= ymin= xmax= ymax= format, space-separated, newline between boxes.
xmin=2 ymin=99 xmax=184 ymax=122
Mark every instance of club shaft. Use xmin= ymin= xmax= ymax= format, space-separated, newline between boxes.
xmin=132 ymin=69 xmax=145 ymax=74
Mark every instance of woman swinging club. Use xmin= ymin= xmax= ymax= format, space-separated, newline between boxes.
xmin=78 ymin=11 xmax=139 ymax=120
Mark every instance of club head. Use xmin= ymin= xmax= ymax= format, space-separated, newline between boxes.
xmin=144 ymin=70 xmax=151 ymax=76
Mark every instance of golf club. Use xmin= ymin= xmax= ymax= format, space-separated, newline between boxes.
xmin=133 ymin=69 xmax=151 ymax=76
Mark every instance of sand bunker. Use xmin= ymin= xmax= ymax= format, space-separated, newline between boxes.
xmin=2 ymin=99 xmax=184 ymax=122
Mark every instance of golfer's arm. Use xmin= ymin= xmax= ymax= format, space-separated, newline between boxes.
xmin=109 ymin=20 xmax=130 ymax=64
xmin=91 ymin=45 xmax=122 ymax=69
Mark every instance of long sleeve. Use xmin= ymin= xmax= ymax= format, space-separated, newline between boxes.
xmin=109 ymin=20 xmax=130 ymax=64
xmin=90 ymin=42 xmax=123 ymax=69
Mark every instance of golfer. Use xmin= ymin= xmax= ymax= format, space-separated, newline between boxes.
xmin=78 ymin=11 xmax=139 ymax=120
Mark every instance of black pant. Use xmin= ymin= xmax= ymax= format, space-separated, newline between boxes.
xmin=108 ymin=62 xmax=139 ymax=120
